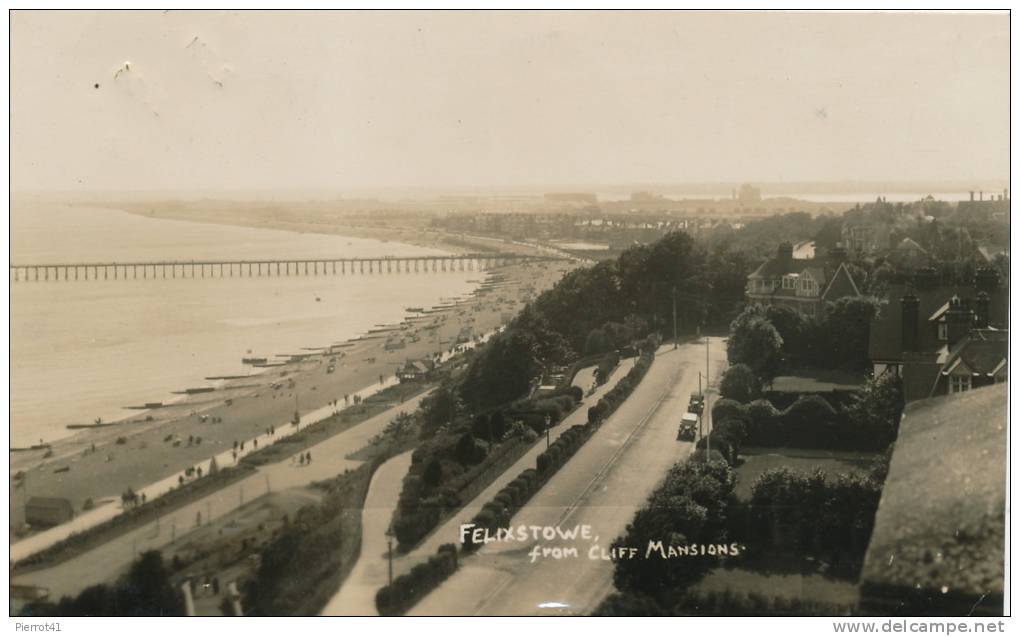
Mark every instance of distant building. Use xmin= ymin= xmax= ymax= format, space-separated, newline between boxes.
xmin=396 ymin=359 xmax=435 ymax=383
xmin=858 ymin=384 xmax=1005 ymax=615
xmin=867 ymin=267 xmax=1008 ymax=401
xmin=887 ymin=237 xmax=929 ymax=270
xmin=745 ymin=243 xmax=861 ymax=317
xmin=738 ymin=183 xmax=761 ymax=206
xmin=25 ymin=496 xmax=74 ymax=527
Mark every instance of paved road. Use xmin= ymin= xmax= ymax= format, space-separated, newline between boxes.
xmin=320 ymin=360 xmax=634 ymax=615
xmin=409 ymin=338 xmax=728 ymax=616
xmin=12 ymin=391 xmax=432 ymax=600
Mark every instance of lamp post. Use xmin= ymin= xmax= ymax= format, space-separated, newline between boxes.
xmin=386 ymin=530 xmax=394 ymax=586
xmin=672 ymin=285 xmax=678 ymax=349
xmin=545 ymin=414 xmax=551 ymax=449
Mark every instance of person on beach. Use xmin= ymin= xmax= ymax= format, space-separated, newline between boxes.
xmin=253 ymin=439 xmax=258 ymax=449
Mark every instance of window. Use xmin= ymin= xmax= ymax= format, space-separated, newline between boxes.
xmin=950 ymin=375 xmax=971 ymax=394
xmin=783 ymin=276 xmax=796 ymax=290
xmin=938 ymin=322 xmax=947 ymax=341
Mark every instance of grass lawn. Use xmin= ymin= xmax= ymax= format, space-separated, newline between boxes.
xmin=693 ymin=561 xmax=859 ymax=609
xmin=734 ymin=447 xmax=878 ymax=500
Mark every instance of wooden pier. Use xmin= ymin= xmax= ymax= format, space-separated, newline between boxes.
xmin=9 ymin=253 xmax=560 ymax=283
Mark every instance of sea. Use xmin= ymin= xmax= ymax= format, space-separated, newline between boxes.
xmin=10 ymin=202 xmax=478 ymax=448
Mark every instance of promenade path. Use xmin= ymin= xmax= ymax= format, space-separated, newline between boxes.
xmin=12 ymin=390 xmax=432 ymax=600
xmin=321 ymin=359 xmax=633 ymax=615
xmin=409 ymin=338 xmax=728 ymax=616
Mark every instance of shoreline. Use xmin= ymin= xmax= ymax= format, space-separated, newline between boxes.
xmin=11 ymin=206 xmax=576 ymax=548
xmin=10 ymin=201 xmax=518 ymax=451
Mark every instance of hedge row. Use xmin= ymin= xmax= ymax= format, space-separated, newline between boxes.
xmin=462 ymin=346 xmax=657 ymax=553
xmin=375 ymin=543 xmax=458 ymax=616
xmin=711 ymin=394 xmax=884 ymax=452
xmin=586 ymin=344 xmax=656 ymax=425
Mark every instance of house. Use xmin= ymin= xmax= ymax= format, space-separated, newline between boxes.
xmin=745 ymin=243 xmax=861 ymax=317
xmin=887 ymin=237 xmax=929 ymax=270
xmin=868 ymin=267 xmax=1007 ymax=401
xmin=858 ymin=384 xmax=1005 ymax=615
xmin=395 ymin=359 xmax=435 ymax=383
xmin=25 ymin=496 xmax=74 ymax=527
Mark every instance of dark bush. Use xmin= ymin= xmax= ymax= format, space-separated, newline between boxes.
xmin=471 ymin=413 xmax=492 ymax=441
xmin=376 ymin=543 xmax=461 ymax=616
xmin=423 ymin=458 xmax=443 ymax=487
xmin=454 ymin=432 xmax=478 ymax=465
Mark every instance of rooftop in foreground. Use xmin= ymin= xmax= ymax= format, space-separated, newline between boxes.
xmin=858 ymin=383 xmax=1006 ymax=616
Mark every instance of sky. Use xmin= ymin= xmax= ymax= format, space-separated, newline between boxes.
xmin=10 ymin=10 xmax=1010 ymax=194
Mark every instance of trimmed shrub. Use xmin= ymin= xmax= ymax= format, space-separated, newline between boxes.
xmin=376 ymin=543 xmax=461 ymax=616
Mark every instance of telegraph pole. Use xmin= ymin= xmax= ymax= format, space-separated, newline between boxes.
xmin=672 ymin=286 xmax=678 ymax=349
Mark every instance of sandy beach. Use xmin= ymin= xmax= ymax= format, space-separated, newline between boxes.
xmin=10 ymin=214 xmax=575 ymax=534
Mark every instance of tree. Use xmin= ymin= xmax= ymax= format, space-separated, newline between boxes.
xmin=117 ymin=551 xmax=185 ymax=616
xmin=489 ymin=411 xmax=507 ymax=441
xmin=458 ymin=330 xmax=542 ymax=411
xmin=584 ymin=328 xmax=611 ymax=355
xmin=423 ymin=458 xmax=443 ymax=487
xmin=420 ymin=385 xmax=461 ymax=438
xmin=610 ymin=459 xmax=736 ymax=603
xmin=719 ymin=363 xmax=760 ymax=403
xmin=470 ymin=413 xmax=492 ymax=441
xmin=822 ymin=296 xmax=880 ymax=371
xmin=455 ymin=432 xmax=480 ymax=465
xmin=843 ymin=372 xmax=904 ymax=449
xmin=727 ymin=315 xmax=783 ymax=380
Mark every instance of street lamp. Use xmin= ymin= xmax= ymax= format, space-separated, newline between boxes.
xmin=544 ymin=414 xmax=552 ymax=449
xmin=386 ymin=530 xmax=394 ymax=586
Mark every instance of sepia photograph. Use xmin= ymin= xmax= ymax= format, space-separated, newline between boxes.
xmin=6 ymin=8 xmax=1011 ymax=624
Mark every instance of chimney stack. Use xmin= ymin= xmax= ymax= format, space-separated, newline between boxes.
xmin=912 ymin=266 xmax=938 ymax=290
xmin=975 ymin=291 xmax=991 ymax=329
xmin=974 ymin=266 xmax=1000 ymax=292
xmin=777 ymin=242 xmax=793 ymax=263
xmin=901 ymin=289 xmax=920 ymax=353
xmin=945 ymin=296 xmax=973 ymax=349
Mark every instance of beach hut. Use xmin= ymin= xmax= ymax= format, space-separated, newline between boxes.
xmin=25 ymin=496 xmax=74 ymax=527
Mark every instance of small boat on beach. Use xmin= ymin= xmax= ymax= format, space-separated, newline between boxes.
xmin=172 ymin=387 xmax=216 ymax=395
xmin=66 ymin=422 xmax=117 ymax=430
xmin=242 ymin=357 xmax=268 ymax=365
xmin=124 ymin=402 xmax=165 ymax=410
xmin=405 ymin=307 xmax=425 ymax=313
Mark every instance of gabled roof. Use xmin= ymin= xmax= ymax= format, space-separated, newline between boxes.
xmin=748 ymin=256 xmax=822 ymax=279
xmin=801 ymin=267 xmax=826 ymax=285
xmin=894 ymin=237 xmax=927 ymax=254
xmin=859 ymin=384 xmax=1006 ymax=615
xmin=868 ymin=284 xmax=1009 ymax=364
xmin=939 ymin=330 xmax=1008 ymax=378
xmin=820 ymin=262 xmax=861 ymax=300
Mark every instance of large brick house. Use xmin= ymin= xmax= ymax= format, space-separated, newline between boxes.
xmin=745 ymin=243 xmax=861 ymax=317
xmin=868 ymin=267 xmax=1008 ymax=401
